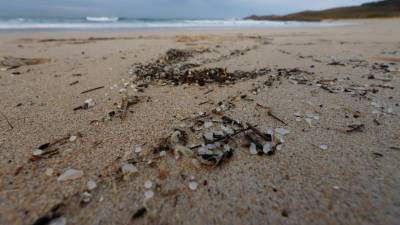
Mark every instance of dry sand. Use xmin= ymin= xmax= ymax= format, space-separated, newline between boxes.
xmin=0 ymin=19 xmax=399 ymax=225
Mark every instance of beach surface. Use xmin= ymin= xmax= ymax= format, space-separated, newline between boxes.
xmin=0 ymin=19 xmax=399 ymax=225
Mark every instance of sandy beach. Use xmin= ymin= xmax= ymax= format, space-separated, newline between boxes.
xmin=0 ymin=19 xmax=399 ymax=225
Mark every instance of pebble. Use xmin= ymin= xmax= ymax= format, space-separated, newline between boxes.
xmin=57 ymin=169 xmax=83 ymax=182
xmin=189 ymin=181 xmax=199 ymax=191
xmin=87 ymin=180 xmax=97 ymax=190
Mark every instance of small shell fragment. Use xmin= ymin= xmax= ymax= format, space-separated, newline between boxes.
xmin=144 ymin=190 xmax=154 ymax=199
xmin=45 ymin=168 xmax=54 ymax=176
xmin=87 ymin=180 xmax=97 ymax=190
xmin=144 ymin=180 xmax=153 ymax=189
xmin=69 ymin=135 xmax=77 ymax=142
xmin=134 ymin=145 xmax=143 ymax=153
xmin=32 ymin=149 xmax=44 ymax=156
xmin=49 ymin=216 xmax=67 ymax=225
xmin=83 ymin=98 xmax=95 ymax=109
xmin=81 ymin=192 xmax=92 ymax=203
xmin=204 ymin=121 xmax=213 ymax=129
xmin=262 ymin=143 xmax=272 ymax=154
xmin=57 ymin=169 xmax=83 ymax=182
xmin=121 ymin=163 xmax=138 ymax=175
xmin=189 ymin=181 xmax=198 ymax=191
xmin=320 ymin=144 xmax=329 ymax=150
xmin=250 ymin=143 xmax=258 ymax=155
xmin=221 ymin=125 xmax=234 ymax=135
xmin=275 ymin=128 xmax=290 ymax=136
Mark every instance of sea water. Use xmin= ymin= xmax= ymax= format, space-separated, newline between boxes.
xmin=0 ymin=17 xmax=351 ymax=30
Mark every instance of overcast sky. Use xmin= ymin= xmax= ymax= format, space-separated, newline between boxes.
xmin=0 ymin=0 xmax=376 ymax=18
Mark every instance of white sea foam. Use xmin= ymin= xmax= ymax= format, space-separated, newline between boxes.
xmin=86 ymin=17 xmax=119 ymax=22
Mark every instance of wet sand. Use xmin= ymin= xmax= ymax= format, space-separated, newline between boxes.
xmin=0 ymin=19 xmax=399 ymax=225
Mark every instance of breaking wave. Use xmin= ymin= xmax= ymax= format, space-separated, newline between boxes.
xmin=85 ymin=17 xmax=119 ymax=22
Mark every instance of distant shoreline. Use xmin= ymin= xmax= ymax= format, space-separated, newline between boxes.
xmin=245 ymin=0 xmax=400 ymax=22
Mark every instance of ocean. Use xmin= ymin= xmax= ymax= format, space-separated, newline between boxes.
xmin=0 ymin=17 xmax=350 ymax=30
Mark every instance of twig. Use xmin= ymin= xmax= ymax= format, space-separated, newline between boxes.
xmin=80 ymin=86 xmax=104 ymax=94
xmin=0 ymin=110 xmax=13 ymax=130
xmin=69 ymin=81 xmax=79 ymax=86
xmin=256 ymin=104 xmax=288 ymax=126
xmin=390 ymin=147 xmax=400 ymax=151
xmin=199 ymin=100 xmax=211 ymax=105
xmin=203 ymin=89 xmax=214 ymax=95
xmin=246 ymin=123 xmax=271 ymax=142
